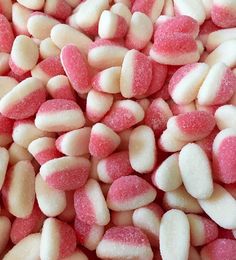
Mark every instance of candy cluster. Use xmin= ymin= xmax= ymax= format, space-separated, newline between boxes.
xmin=0 ymin=0 xmax=236 ymax=259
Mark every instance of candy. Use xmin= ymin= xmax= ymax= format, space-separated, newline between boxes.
xmin=62 ymin=249 xmax=88 ymax=260
xmin=74 ymin=178 xmax=110 ymax=225
xmin=163 ymin=186 xmax=203 ymax=213
xmin=211 ymin=0 xmax=236 ymax=28
xmin=0 ymin=148 xmax=9 ymax=190
xmin=0 ymin=53 xmax=10 ymax=75
xmin=8 ymin=142 xmax=33 ymax=165
xmin=159 ymin=209 xmax=190 ymax=260
xmin=50 ymin=24 xmax=92 ymax=55
xmin=0 ymin=0 xmax=12 ymax=20
xmin=168 ymin=99 xmax=196 ymax=115
xmin=39 ymin=38 xmax=60 ymax=59
xmin=197 ymin=63 xmax=236 ymax=106
xmin=40 ymin=156 xmax=90 ymax=191
xmin=98 ymin=10 xmax=128 ymax=39
xmin=0 ymin=114 xmax=14 ymax=146
xmin=89 ymin=123 xmax=120 ymax=159
xmin=167 ymin=111 xmax=215 ymax=142
xmin=187 ymin=214 xmax=218 ymax=246
xmin=61 ymin=44 xmax=91 ymax=94
xmin=145 ymin=98 xmax=173 ymax=136
xmin=74 ymin=217 xmax=104 ymax=250
xmin=0 ymin=216 xmax=11 ymax=255
xmin=35 ymin=99 xmax=85 ymax=132
xmin=153 ymin=153 xmax=182 ymax=192
xmin=133 ymin=203 xmax=163 ymax=246
xmin=201 ymin=239 xmax=236 ymax=260
xmin=3 ymin=233 xmax=41 ymax=260
xmin=0 ymin=77 xmax=18 ymax=99
xmin=198 ymin=184 xmax=236 ymax=229
xmin=58 ymin=191 xmax=75 ymax=222
xmin=107 ymin=175 xmax=157 ymax=211
xmin=31 ymin=56 xmax=65 ymax=84
xmin=110 ymin=3 xmax=132 ymax=24
xmin=168 ymin=63 xmax=209 ymax=105
xmin=97 ymin=151 xmax=133 ymax=183
xmin=10 ymin=35 xmax=39 ymax=76
xmin=86 ymin=89 xmax=113 ymax=123
xmin=17 ymin=0 xmax=45 ymax=10
xmin=35 ymin=174 xmax=66 ymax=217
xmin=96 ymin=226 xmax=153 ymax=260
xmin=40 ymin=218 xmax=76 ymax=260
xmin=56 ymin=127 xmax=91 ymax=156
xmin=179 ymin=143 xmax=213 ymax=199
xmin=212 ymin=128 xmax=236 ymax=184
xmin=102 ymin=100 xmax=145 ymax=132
xmin=2 ymin=161 xmax=35 ymax=218
xmin=129 ymin=125 xmax=156 ymax=173
xmin=162 ymin=0 xmax=174 ymax=16
xmin=215 ymin=105 xmax=236 ymax=130
xmin=132 ymin=0 xmax=164 ymax=22
xmin=10 ymin=203 xmax=45 ymax=244
xmin=88 ymin=39 xmax=128 ymax=69
xmin=44 ymin=0 xmax=72 ymax=20
xmin=125 ymin=12 xmax=153 ymax=50
xmin=111 ymin=210 xmax=133 ymax=226
xmin=0 ymin=14 xmax=14 ymax=53
xmin=120 ymin=49 xmax=152 ymax=98
xmin=173 ymin=0 xmax=206 ymax=24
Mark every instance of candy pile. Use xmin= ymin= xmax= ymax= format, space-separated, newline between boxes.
xmin=0 ymin=0 xmax=236 ymax=259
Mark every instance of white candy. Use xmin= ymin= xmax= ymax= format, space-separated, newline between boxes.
xmin=215 ymin=105 xmax=236 ymax=130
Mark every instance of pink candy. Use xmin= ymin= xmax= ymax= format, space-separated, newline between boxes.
xmin=0 ymin=14 xmax=14 ymax=53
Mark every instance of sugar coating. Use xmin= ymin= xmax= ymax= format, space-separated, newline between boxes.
xmin=0 ymin=14 xmax=14 ymax=53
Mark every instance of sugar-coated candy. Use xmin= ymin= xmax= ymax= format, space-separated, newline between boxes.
xmin=61 ymin=44 xmax=91 ymax=94
xmin=50 ymin=24 xmax=92 ymax=55
xmin=168 ymin=63 xmax=209 ymax=105
xmin=86 ymin=89 xmax=113 ymax=123
xmin=96 ymin=226 xmax=153 ymax=260
xmin=40 ymin=218 xmax=76 ymax=260
xmin=74 ymin=217 xmax=104 ymax=250
xmin=107 ymin=175 xmax=157 ymax=211
xmin=129 ymin=125 xmax=156 ymax=173
xmin=212 ymin=128 xmax=236 ymax=184
xmin=0 ymin=216 xmax=11 ymax=255
xmin=0 ymin=77 xmax=18 ymax=99
xmin=35 ymin=174 xmax=66 ymax=217
xmin=198 ymin=63 xmax=236 ymax=106
xmin=0 ymin=114 xmax=13 ymax=147
xmin=40 ymin=156 xmax=90 ymax=191
xmin=12 ymin=119 xmax=54 ymax=148
xmin=98 ymin=10 xmax=128 ymax=39
xmin=110 ymin=3 xmax=132 ymax=24
xmin=39 ymin=38 xmax=61 ymax=59
xmin=92 ymin=66 xmax=121 ymax=94
xmin=133 ymin=203 xmax=163 ymax=246
xmin=201 ymin=239 xmax=236 ymax=260
xmin=0 ymin=0 xmax=12 ymax=20
xmin=74 ymin=179 xmax=110 ymax=225
xmin=153 ymin=153 xmax=182 ymax=192
xmin=35 ymin=99 xmax=85 ymax=132
xmin=2 ymin=160 xmax=35 ymax=218
xmin=0 ymin=148 xmax=9 ymax=190
xmin=27 ymin=12 xmax=59 ymax=40
xmin=102 ymin=99 xmax=144 ymax=132
xmin=211 ymin=0 xmax=236 ymax=28
xmin=10 ymin=203 xmax=45 ymax=244
xmin=187 ymin=214 xmax=218 ymax=247
xmin=198 ymin=184 xmax=236 ymax=229
xmin=132 ymin=0 xmax=164 ymax=22
xmin=88 ymin=39 xmax=128 ymax=69
xmin=0 ymin=77 xmax=46 ymax=120
xmin=97 ymin=151 xmax=133 ymax=183
xmin=0 ymin=14 xmax=14 ymax=53
xmin=215 ymin=105 xmax=236 ymax=130
xmin=0 ymin=53 xmax=10 ymax=75
xmin=73 ymin=0 xmax=109 ymax=36
xmin=3 ymin=233 xmax=41 ymax=260
xmin=89 ymin=123 xmax=120 ymax=158
xmin=120 ymin=49 xmax=152 ymax=98
xmin=31 ymin=56 xmax=65 ymax=84
xmin=17 ymin=0 xmax=45 ymax=10
xmin=58 ymin=191 xmax=76 ymax=222
xmin=179 ymin=143 xmax=213 ymax=199
xmin=167 ymin=111 xmax=215 ymax=142
xmin=168 ymin=99 xmax=196 ymax=115
xmin=56 ymin=127 xmax=91 ymax=156
xmin=160 ymin=209 xmax=190 ymax=260
xmin=163 ymin=186 xmax=203 ymax=213
xmin=62 ymin=249 xmax=88 ymax=260
xmin=10 ymin=35 xmax=39 ymax=76
xmin=8 ymin=142 xmax=33 ymax=165
xmin=125 ymin=12 xmax=153 ymax=50
xmin=44 ymin=0 xmax=72 ymax=20
xmin=111 ymin=210 xmax=133 ymax=226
